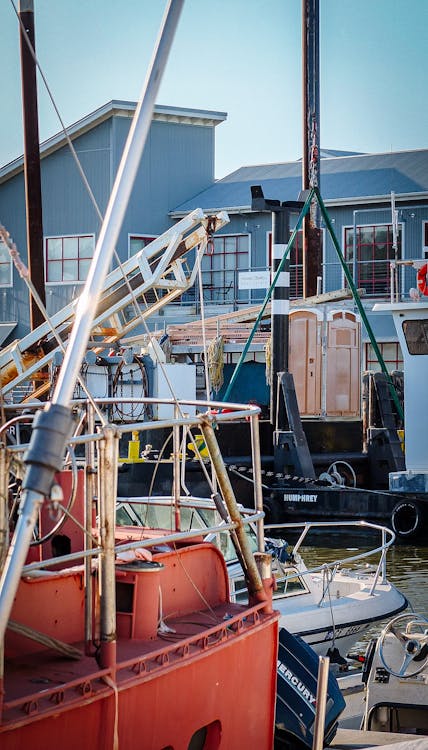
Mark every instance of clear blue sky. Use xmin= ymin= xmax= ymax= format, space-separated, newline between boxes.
xmin=1 ymin=0 xmax=427 ymax=179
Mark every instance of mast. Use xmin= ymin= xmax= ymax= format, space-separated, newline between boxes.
xmin=302 ymin=0 xmax=322 ymax=298
xmin=0 ymin=0 xmax=184 ymax=643
xmin=19 ymin=0 xmax=46 ymax=329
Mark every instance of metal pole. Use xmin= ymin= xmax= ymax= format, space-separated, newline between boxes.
xmin=98 ymin=426 xmax=119 ymax=670
xmin=53 ymin=0 xmax=184 ymax=408
xmin=250 ymin=411 xmax=265 ymax=552
xmin=199 ymin=416 xmax=266 ymax=602
xmin=271 ymin=209 xmax=290 ymax=429
xmin=173 ymin=405 xmax=181 ymax=531
xmin=0 ymin=0 xmax=183 ymax=646
xmin=302 ymin=0 xmax=321 ymax=298
xmin=84 ymin=402 xmax=96 ymax=654
xmin=18 ymin=0 xmax=46 ymax=330
xmin=312 ymin=655 xmax=330 ymax=750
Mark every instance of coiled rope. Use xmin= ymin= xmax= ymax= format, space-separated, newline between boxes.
xmin=207 ymin=336 xmax=224 ymax=394
xmin=265 ymin=336 xmax=272 ymax=386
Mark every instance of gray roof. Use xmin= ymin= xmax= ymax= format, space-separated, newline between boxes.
xmin=171 ymin=148 xmax=428 ymax=214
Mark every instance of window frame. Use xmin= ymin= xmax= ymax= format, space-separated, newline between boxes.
xmin=0 ymin=239 xmax=13 ymax=288
xmin=45 ymin=233 xmax=95 ymax=285
xmin=343 ymin=221 xmax=404 ymax=298
xmin=128 ymin=233 xmax=157 ymax=258
xmin=423 ymin=221 xmax=428 ymax=258
xmin=364 ymin=340 xmax=403 ymax=372
xmin=201 ymin=232 xmax=250 ymax=304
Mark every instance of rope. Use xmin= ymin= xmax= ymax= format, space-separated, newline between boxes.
xmin=207 ymin=336 xmax=224 ymax=394
xmin=102 ymin=674 xmax=119 ymax=750
xmin=265 ymin=336 xmax=272 ymax=386
xmin=7 ymin=619 xmax=83 ymax=659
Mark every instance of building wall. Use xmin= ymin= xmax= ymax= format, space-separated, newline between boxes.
xmin=0 ymin=111 xmax=217 ymax=340
xmin=0 ymin=171 xmax=29 ymax=337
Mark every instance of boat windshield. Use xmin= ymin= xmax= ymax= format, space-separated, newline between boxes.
xmin=402 ymin=319 xmax=428 ymax=355
xmin=116 ymin=499 xmax=258 ymax=563
xmin=231 ymin=565 xmax=308 ymax=604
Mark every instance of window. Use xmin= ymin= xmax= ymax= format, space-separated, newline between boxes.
xmin=0 ymin=240 xmax=12 ymax=287
xmin=365 ymin=341 xmax=403 ymax=372
xmin=201 ymin=234 xmax=249 ymax=304
xmin=344 ymin=223 xmax=402 ymax=297
xmin=402 ymin=320 xmax=428 ymax=355
xmin=267 ymin=230 xmax=304 ymax=299
xmin=45 ymin=235 xmax=95 ymax=283
xmin=423 ymin=221 xmax=428 ymax=257
xmin=129 ymin=235 xmax=157 ymax=257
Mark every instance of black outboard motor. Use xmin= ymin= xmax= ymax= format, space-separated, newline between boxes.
xmin=275 ymin=628 xmax=345 ymax=748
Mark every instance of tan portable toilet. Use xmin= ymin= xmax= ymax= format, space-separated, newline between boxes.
xmin=325 ymin=310 xmax=361 ymax=417
xmin=289 ymin=309 xmax=322 ymax=415
xmin=289 ymin=307 xmax=361 ymax=417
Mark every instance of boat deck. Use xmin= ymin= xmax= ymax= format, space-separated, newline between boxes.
xmin=3 ymin=599 xmax=265 ymax=725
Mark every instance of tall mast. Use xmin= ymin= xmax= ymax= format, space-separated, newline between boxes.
xmin=0 ymin=0 xmax=184 ymax=644
xmin=302 ymin=0 xmax=322 ymax=298
xmin=19 ymin=0 xmax=46 ymax=330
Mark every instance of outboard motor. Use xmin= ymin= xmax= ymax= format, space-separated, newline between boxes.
xmin=275 ymin=628 xmax=345 ymax=748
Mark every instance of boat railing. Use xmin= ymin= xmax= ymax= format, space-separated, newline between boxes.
xmin=265 ymin=520 xmax=395 ymax=603
xmin=20 ymin=507 xmax=265 ymax=576
xmin=1 ymin=397 xmax=267 ymax=592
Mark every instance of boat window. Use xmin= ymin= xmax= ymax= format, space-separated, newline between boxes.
xmin=273 ymin=568 xmax=308 ymax=598
xmin=402 ymin=319 xmax=428 ymax=355
xmin=116 ymin=505 xmax=138 ymax=526
xmin=217 ymin=525 xmax=258 ymax=564
xmin=115 ymin=502 xmax=214 ymax=532
xmin=232 ymin=578 xmax=248 ymax=604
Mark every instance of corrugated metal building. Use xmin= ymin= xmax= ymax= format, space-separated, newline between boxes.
xmin=0 ymin=100 xmax=225 ymax=341
xmin=1 ymin=99 xmax=428 ymax=370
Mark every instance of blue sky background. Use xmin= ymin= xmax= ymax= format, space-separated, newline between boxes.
xmin=1 ymin=0 xmax=427 ymax=178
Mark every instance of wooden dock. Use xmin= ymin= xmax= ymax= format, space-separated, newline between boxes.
xmin=330 ymin=729 xmax=428 ymax=749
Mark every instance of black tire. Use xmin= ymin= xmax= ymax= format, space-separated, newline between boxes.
xmin=391 ymin=500 xmax=422 ymax=538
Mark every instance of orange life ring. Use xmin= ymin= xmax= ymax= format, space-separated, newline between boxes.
xmin=417 ymin=264 xmax=428 ymax=296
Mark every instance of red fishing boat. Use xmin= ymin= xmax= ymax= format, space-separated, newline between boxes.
xmin=0 ymin=2 xmax=280 ymax=745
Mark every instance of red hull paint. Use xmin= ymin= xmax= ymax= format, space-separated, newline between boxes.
xmin=1 ymin=542 xmax=279 ymax=749
xmin=2 ymin=619 xmax=278 ymax=749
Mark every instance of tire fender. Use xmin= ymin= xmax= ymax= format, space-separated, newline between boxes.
xmin=391 ymin=500 xmax=422 ymax=538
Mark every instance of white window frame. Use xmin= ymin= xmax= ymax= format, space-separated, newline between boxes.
xmin=45 ymin=233 xmax=96 ymax=285
xmin=342 ymin=221 xmax=405 ymax=297
xmin=423 ymin=221 xmax=428 ymax=259
xmin=0 ymin=240 xmax=13 ymax=287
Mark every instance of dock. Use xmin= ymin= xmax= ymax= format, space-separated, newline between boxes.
xmin=330 ymin=729 xmax=428 ymax=749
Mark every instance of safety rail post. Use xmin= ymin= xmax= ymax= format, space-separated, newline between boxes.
xmin=312 ymin=656 xmax=330 ymax=750
xmin=84 ymin=401 xmax=96 ymax=655
xmin=250 ymin=410 xmax=265 ymax=552
xmin=97 ymin=425 xmax=119 ymax=672
xmin=199 ymin=414 xmax=269 ymax=607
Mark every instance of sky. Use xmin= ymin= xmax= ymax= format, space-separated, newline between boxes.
xmin=0 ymin=0 xmax=427 ymax=179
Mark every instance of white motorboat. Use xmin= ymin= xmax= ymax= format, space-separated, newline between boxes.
xmin=362 ymin=611 xmax=428 ymax=736
xmin=115 ymin=497 xmax=407 ymax=661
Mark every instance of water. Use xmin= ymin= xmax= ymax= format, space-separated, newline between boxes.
xmin=296 ymin=532 xmax=428 ymax=655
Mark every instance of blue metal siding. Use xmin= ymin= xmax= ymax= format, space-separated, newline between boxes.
xmin=0 ymin=172 xmax=31 ymax=340
xmin=111 ymin=117 xmax=216 ymax=251
xmin=0 ymin=109 xmax=219 ymax=342
xmin=42 ymin=119 xmax=112 ymax=236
